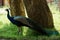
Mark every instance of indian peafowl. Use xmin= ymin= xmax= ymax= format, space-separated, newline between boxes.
xmin=5 ymin=9 xmax=59 ymax=36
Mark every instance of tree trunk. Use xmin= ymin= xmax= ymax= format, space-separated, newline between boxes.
xmin=9 ymin=0 xmax=25 ymax=16
xmin=24 ymin=0 xmax=54 ymax=28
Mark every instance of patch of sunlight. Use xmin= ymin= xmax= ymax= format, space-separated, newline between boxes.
xmin=0 ymin=25 xmax=4 ymax=29
xmin=0 ymin=14 xmax=10 ymax=29
xmin=48 ymin=3 xmax=60 ymax=32
xmin=48 ymin=3 xmax=60 ymax=14
xmin=0 ymin=14 xmax=10 ymax=24
xmin=0 ymin=7 xmax=7 ymax=14
xmin=52 ymin=10 xmax=60 ymax=31
xmin=22 ymin=26 xmax=28 ymax=36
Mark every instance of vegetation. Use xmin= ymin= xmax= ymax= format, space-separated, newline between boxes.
xmin=0 ymin=3 xmax=60 ymax=40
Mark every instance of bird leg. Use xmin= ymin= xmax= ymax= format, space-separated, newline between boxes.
xmin=18 ymin=27 xmax=23 ymax=35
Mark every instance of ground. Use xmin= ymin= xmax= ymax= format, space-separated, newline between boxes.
xmin=0 ymin=3 xmax=60 ymax=40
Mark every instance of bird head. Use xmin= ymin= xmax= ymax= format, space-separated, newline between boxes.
xmin=5 ymin=8 xmax=11 ymax=16
xmin=5 ymin=9 xmax=9 ymax=12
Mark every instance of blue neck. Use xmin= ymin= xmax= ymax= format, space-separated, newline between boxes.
xmin=7 ymin=9 xmax=15 ymax=23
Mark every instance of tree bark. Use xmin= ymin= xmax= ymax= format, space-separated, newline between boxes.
xmin=9 ymin=0 xmax=25 ymax=16
xmin=24 ymin=0 xmax=54 ymax=28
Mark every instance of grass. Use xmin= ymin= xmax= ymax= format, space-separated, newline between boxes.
xmin=0 ymin=15 xmax=18 ymax=38
xmin=0 ymin=3 xmax=60 ymax=40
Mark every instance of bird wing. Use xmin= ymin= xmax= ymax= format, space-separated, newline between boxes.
xmin=14 ymin=16 xmax=31 ymax=26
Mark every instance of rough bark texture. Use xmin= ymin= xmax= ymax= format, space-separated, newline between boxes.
xmin=24 ymin=0 xmax=54 ymax=28
xmin=10 ymin=0 xmax=25 ymax=16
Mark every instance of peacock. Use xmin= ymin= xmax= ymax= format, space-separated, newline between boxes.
xmin=5 ymin=9 xmax=59 ymax=36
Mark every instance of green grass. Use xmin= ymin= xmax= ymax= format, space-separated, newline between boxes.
xmin=0 ymin=3 xmax=60 ymax=40
xmin=0 ymin=15 xmax=18 ymax=38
